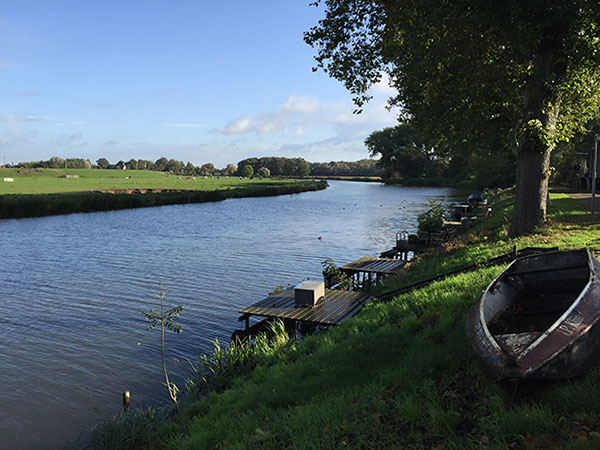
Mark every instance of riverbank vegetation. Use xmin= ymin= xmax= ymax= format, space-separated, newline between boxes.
xmin=88 ymin=190 xmax=600 ymax=449
xmin=0 ymin=168 xmax=326 ymax=219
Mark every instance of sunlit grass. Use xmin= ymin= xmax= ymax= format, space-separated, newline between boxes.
xmin=0 ymin=167 xmax=300 ymax=195
xmin=0 ymin=168 xmax=326 ymax=218
xmin=89 ymin=188 xmax=600 ymax=449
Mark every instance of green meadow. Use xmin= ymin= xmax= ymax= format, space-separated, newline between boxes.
xmin=89 ymin=189 xmax=600 ymax=450
xmin=0 ymin=168 xmax=326 ymax=218
xmin=0 ymin=167 xmax=301 ymax=195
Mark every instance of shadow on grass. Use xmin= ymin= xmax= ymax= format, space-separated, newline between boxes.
xmin=548 ymin=196 xmax=600 ymax=224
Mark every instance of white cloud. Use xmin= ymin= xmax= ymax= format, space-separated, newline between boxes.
xmin=282 ymin=95 xmax=321 ymax=114
xmin=255 ymin=120 xmax=279 ymax=134
xmin=331 ymin=101 xmax=398 ymax=126
xmin=219 ymin=95 xmax=324 ymax=136
xmin=219 ymin=89 xmax=398 ymax=139
xmin=370 ymin=73 xmax=396 ymax=96
xmin=221 ymin=116 xmax=252 ymax=135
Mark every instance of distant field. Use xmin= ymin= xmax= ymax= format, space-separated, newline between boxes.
xmin=0 ymin=168 xmax=327 ymax=218
xmin=0 ymin=168 xmax=286 ymax=194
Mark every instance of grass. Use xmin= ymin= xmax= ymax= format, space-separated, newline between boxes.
xmin=0 ymin=167 xmax=316 ymax=195
xmin=0 ymin=168 xmax=327 ymax=218
xmin=89 ymin=188 xmax=600 ymax=449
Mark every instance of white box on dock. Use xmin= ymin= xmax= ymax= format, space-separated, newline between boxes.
xmin=294 ymin=280 xmax=325 ymax=307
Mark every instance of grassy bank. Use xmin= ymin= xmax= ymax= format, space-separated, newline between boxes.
xmin=0 ymin=168 xmax=327 ymax=218
xmin=90 ymin=190 xmax=600 ymax=449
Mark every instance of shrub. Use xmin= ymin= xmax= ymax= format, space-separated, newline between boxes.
xmin=417 ymin=200 xmax=446 ymax=233
xmin=322 ymin=258 xmax=351 ymax=290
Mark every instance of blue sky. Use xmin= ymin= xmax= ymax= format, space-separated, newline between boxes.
xmin=1 ymin=1 xmax=399 ymax=167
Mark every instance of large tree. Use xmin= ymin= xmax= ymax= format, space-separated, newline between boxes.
xmin=306 ymin=0 xmax=600 ymax=234
xmin=365 ymin=124 xmax=431 ymax=180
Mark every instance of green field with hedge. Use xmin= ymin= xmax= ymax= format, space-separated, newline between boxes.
xmin=0 ymin=168 xmax=327 ymax=218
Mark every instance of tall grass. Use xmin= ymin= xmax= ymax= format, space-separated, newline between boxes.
xmin=186 ymin=319 xmax=291 ymax=397
xmin=88 ymin=320 xmax=292 ymax=450
xmin=87 ymin=407 xmax=173 ymax=450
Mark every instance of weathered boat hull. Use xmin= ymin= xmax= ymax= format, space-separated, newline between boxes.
xmin=466 ymin=248 xmax=600 ymax=380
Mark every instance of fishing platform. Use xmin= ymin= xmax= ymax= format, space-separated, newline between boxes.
xmin=238 ymin=286 xmax=370 ymax=331
xmin=339 ymin=256 xmax=406 ymax=288
xmin=379 ymin=230 xmax=454 ymax=260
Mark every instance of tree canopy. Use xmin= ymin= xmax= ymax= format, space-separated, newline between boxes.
xmin=365 ymin=124 xmax=434 ymax=180
xmin=236 ymin=157 xmax=310 ymax=177
xmin=306 ymin=0 xmax=600 ymax=234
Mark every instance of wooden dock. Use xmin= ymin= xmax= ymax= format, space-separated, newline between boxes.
xmin=379 ymin=229 xmax=457 ymax=261
xmin=339 ymin=256 xmax=405 ymax=288
xmin=238 ymin=288 xmax=370 ymax=329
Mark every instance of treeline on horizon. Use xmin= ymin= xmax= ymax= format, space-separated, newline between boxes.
xmin=12 ymin=114 xmax=597 ymax=188
xmin=13 ymin=156 xmax=383 ymax=178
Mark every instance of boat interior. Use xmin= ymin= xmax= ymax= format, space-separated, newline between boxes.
xmin=485 ymin=250 xmax=590 ymax=356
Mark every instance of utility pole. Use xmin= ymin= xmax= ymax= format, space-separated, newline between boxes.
xmin=592 ymin=135 xmax=598 ymax=215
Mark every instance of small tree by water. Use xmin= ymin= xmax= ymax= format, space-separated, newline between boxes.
xmin=322 ymin=258 xmax=351 ymax=290
xmin=142 ymin=282 xmax=183 ymax=405
xmin=417 ymin=200 xmax=446 ymax=233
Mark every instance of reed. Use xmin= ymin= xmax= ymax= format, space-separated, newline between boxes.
xmin=185 ymin=319 xmax=291 ymax=397
xmin=88 ymin=407 xmax=171 ymax=450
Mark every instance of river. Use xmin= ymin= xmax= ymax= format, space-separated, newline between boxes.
xmin=0 ymin=181 xmax=458 ymax=449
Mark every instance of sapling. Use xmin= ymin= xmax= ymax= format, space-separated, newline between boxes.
xmin=322 ymin=258 xmax=351 ymax=290
xmin=142 ymin=282 xmax=183 ymax=405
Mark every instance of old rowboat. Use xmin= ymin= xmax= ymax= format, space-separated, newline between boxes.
xmin=466 ymin=248 xmax=600 ymax=380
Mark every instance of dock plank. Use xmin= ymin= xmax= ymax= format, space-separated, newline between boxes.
xmin=340 ymin=256 xmax=405 ymax=275
xmin=239 ymin=288 xmax=370 ymax=326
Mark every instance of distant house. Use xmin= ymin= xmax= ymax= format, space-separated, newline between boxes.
xmin=107 ymin=162 xmax=127 ymax=170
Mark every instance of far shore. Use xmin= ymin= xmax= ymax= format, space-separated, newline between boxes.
xmin=0 ymin=168 xmax=327 ymax=219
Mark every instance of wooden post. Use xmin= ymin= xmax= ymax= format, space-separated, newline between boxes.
xmin=123 ymin=390 xmax=130 ymax=412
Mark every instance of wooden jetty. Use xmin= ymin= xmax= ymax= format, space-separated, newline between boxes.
xmin=339 ymin=256 xmax=405 ymax=288
xmin=238 ymin=288 xmax=370 ymax=331
xmin=380 ymin=229 xmax=455 ymax=260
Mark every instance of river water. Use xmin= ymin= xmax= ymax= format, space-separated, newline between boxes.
xmin=1 ymin=181 xmax=458 ymax=449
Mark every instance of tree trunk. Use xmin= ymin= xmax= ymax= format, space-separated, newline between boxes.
xmin=509 ymin=147 xmax=551 ymax=235
xmin=507 ymin=11 xmax=570 ymax=236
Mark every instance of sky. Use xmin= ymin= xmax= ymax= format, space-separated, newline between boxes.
xmin=0 ymin=1 xmax=399 ymax=168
